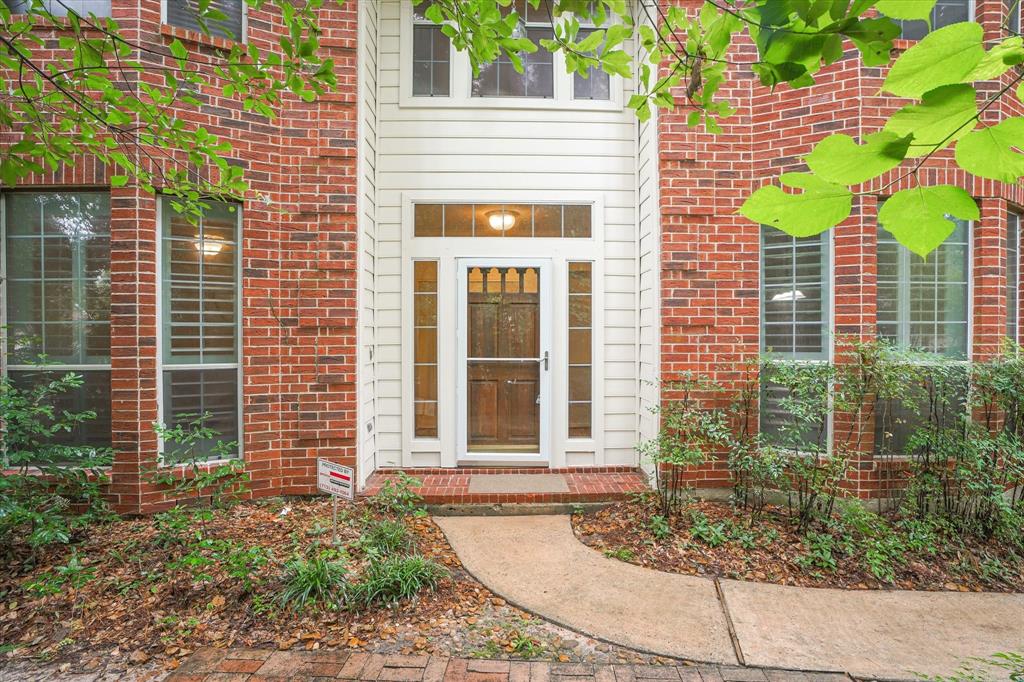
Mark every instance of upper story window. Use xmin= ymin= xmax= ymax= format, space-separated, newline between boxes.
xmin=1009 ymin=212 xmax=1021 ymax=343
xmin=3 ymin=191 xmax=112 ymax=450
xmin=412 ymin=1 xmax=451 ymax=97
xmin=3 ymin=0 xmax=109 ymax=15
xmin=895 ymin=0 xmax=971 ymax=40
xmin=164 ymin=0 xmax=245 ymax=42
xmin=876 ymin=217 xmax=970 ymax=358
xmin=472 ymin=1 xmax=554 ymax=98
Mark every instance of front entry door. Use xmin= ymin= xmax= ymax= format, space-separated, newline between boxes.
xmin=457 ymin=260 xmax=551 ymax=462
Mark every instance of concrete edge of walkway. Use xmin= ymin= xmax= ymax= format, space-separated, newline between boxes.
xmin=434 ymin=514 xmax=1024 ymax=682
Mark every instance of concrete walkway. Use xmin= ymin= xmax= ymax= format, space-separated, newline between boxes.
xmin=435 ymin=515 xmax=1024 ymax=681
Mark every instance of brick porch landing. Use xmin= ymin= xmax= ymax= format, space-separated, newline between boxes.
xmin=362 ymin=467 xmax=649 ymax=505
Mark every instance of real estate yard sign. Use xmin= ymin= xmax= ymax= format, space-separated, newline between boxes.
xmin=317 ymin=458 xmax=354 ymax=545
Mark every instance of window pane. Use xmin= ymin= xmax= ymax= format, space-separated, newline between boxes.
xmin=573 ymin=29 xmax=611 ymax=100
xmin=162 ymin=198 xmax=239 ymax=364
xmin=412 ymin=203 xmax=591 ymax=238
xmin=895 ymin=0 xmax=970 ymax=39
xmin=760 ymin=226 xmax=828 ymax=358
xmin=165 ymin=0 xmax=244 ymax=41
xmin=1009 ymin=213 xmax=1020 ymax=342
xmin=759 ymin=378 xmax=828 ymax=451
xmin=471 ymin=26 xmax=554 ymax=98
xmin=162 ymin=369 xmax=239 ymax=461
xmin=3 ymin=0 xmax=110 ymax=16
xmin=4 ymin=192 xmax=110 ymax=365
xmin=412 ymin=25 xmax=450 ymax=97
xmin=9 ymin=369 xmax=111 ymax=451
xmin=876 ymin=216 xmax=970 ymax=358
xmin=414 ymin=261 xmax=439 ymax=438
xmin=1009 ymin=0 xmax=1021 ymax=33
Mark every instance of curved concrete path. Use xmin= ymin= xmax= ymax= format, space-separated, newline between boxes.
xmin=435 ymin=515 xmax=1024 ymax=681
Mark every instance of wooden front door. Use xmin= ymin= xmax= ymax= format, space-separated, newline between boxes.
xmin=457 ymin=261 xmax=551 ymax=461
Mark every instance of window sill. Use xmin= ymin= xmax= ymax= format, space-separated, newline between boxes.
xmin=160 ymin=23 xmax=241 ymax=51
xmin=398 ymin=93 xmax=624 ymax=113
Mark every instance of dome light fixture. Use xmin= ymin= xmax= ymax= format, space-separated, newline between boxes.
xmin=194 ymin=234 xmax=225 ymax=256
xmin=486 ymin=209 xmax=518 ymax=232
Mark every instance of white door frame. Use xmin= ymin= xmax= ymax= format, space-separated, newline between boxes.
xmin=456 ymin=257 xmax=553 ymax=463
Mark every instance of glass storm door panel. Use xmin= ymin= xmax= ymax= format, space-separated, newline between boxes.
xmin=457 ymin=261 xmax=551 ymax=460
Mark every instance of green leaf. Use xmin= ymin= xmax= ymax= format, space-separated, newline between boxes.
xmin=878 ymin=185 xmax=979 ymax=258
xmin=874 ymin=0 xmax=937 ymax=20
xmin=168 ymin=38 xmax=187 ymax=60
xmin=738 ymin=173 xmax=853 ymax=237
xmin=954 ymin=117 xmax=1024 ymax=183
xmin=110 ymin=175 xmax=128 ymax=187
xmin=882 ymin=22 xmax=984 ymax=98
xmin=804 ymin=131 xmax=912 ymax=185
xmin=962 ymin=37 xmax=1024 ymax=81
xmin=883 ymin=83 xmax=977 ymax=158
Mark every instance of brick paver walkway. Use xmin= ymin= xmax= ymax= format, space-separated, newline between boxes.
xmin=166 ymin=649 xmax=853 ymax=682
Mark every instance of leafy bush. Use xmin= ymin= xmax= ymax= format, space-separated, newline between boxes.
xmin=370 ymin=472 xmax=425 ymax=515
xmin=648 ymin=514 xmax=672 ymax=540
xmin=0 ymin=370 xmax=115 ymax=553
xmin=151 ymin=412 xmax=249 ymax=510
xmin=639 ymin=374 xmax=733 ymax=515
xmin=279 ymin=553 xmax=348 ymax=609
xmin=344 ymin=555 xmax=446 ymax=610
xmin=358 ymin=519 xmax=413 ymax=556
xmin=687 ymin=510 xmax=728 ymax=547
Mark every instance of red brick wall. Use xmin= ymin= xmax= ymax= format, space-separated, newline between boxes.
xmin=0 ymin=0 xmax=360 ymax=513
xmin=657 ymin=0 xmax=1024 ymax=498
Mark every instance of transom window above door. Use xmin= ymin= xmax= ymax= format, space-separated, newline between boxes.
xmin=414 ymin=203 xmax=591 ymax=238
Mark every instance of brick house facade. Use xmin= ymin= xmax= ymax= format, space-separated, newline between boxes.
xmin=1 ymin=0 xmax=1021 ymax=512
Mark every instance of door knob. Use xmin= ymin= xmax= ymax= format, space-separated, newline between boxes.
xmin=541 ymin=350 xmax=549 ymax=370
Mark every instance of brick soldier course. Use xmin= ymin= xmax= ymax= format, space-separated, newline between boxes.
xmin=166 ymin=649 xmax=853 ymax=682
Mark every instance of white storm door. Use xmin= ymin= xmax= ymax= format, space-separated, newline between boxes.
xmin=456 ymin=259 xmax=552 ymax=462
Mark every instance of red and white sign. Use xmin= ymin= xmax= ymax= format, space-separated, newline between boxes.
xmin=317 ymin=458 xmax=354 ymax=499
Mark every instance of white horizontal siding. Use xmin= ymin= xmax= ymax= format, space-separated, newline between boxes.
xmin=374 ymin=0 xmax=639 ymax=468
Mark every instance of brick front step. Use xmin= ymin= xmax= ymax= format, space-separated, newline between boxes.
xmin=362 ymin=469 xmax=650 ymax=505
xmin=167 ymin=649 xmax=853 ymax=682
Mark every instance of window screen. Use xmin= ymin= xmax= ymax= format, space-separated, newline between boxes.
xmin=412 ymin=1 xmax=450 ymax=97
xmin=573 ymin=29 xmax=611 ymax=101
xmin=876 ymin=217 xmax=969 ymax=358
xmin=3 ymin=191 xmax=112 ymax=449
xmin=160 ymin=197 xmax=241 ymax=460
xmin=894 ymin=0 xmax=970 ymax=40
xmin=165 ymin=0 xmax=244 ymax=41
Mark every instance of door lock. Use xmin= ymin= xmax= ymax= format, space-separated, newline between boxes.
xmin=541 ymin=350 xmax=549 ymax=370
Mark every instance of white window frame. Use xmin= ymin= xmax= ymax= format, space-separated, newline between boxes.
xmin=161 ymin=0 xmax=248 ymax=44
xmin=400 ymin=191 xmax=606 ymax=469
xmin=0 ymin=190 xmax=114 ymax=462
xmin=155 ymin=197 xmax=244 ymax=466
xmin=1009 ymin=211 xmax=1021 ymax=344
xmin=758 ymin=227 xmax=835 ymax=454
xmin=398 ymin=0 xmax=625 ymax=112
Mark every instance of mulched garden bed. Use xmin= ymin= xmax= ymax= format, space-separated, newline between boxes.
xmin=0 ymin=497 xmax=662 ymax=679
xmin=572 ymin=496 xmax=1024 ymax=592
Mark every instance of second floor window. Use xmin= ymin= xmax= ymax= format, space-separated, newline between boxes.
xmin=165 ymin=0 xmax=244 ymax=42
xmin=3 ymin=0 xmax=109 ymax=15
xmin=895 ymin=0 xmax=970 ymax=40
xmin=472 ymin=0 xmax=554 ymax=99
xmin=413 ymin=1 xmax=451 ymax=97
xmin=1008 ymin=0 xmax=1021 ymax=34
xmin=573 ymin=29 xmax=610 ymax=101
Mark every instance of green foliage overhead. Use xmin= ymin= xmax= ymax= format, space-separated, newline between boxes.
xmin=804 ymin=132 xmax=912 ymax=185
xmin=883 ymin=84 xmax=978 ymax=158
xmin=873 ymin=0 xmax=938 ymax=20
xmin=878 ymin=185 xmax=979 ymax=258
xmin=954 ymin=117 xmax=1024 ymax=183
xmin=881 ymin=22 xmax=986 ymax=98
xmin=739 ymin=173 xmax=853 ymax=237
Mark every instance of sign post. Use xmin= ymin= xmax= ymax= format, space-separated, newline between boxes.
xmin=317 ymin=458 xmax=354 ymax=546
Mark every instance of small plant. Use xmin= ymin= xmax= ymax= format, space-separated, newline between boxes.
xmin=508 ymin=631 xmax=544 ymax=658
xmin=151 ymin=412 xmax=249 ymax=510
xmin=370 ymin=472 xmax=424 ymax=515
xmin=688 ymin=510 xmax=728 ymax=547
xmin=648 ymin=514 xmax=672 ymax=540
xmin=344 ymin=554 xmax=446 ymax=610
xmin=358 ymin=519 xmax=413 ymax=556
xmin=603 ymin=547 xmax=636 ymax=561
xmin=24 ymin=553 xmax=96 ymax=597
xmin=915 ymin=652 xmax=1024 ymax=681
xmin=279 ymin=551 xmax=348 ymax=609
xmin=796 ymin=532 xmax=837 ymax=573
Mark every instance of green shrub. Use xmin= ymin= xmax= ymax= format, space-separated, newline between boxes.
xmin=344 ymin=555 xmax=446 ymax=610
xmin=688 ymin=510 xmax=728 ymax=547
xmin=359 ymin=519 xmax=413 ymax=556
xmin=370 ymin=472 xmax=424 ymax=515
xmin=796 ymin=531 xmax=837 ymax=573
xmin=0 ymin=369 xmax=115 ymax=553
xmin=648 ymin=514 xmax=672 ymax=540
xmin=279 ymin=553 xmax=348 ymax=609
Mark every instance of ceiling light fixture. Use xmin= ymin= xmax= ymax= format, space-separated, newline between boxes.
xmin=486 ymin=209 xmax=518 ymax=232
